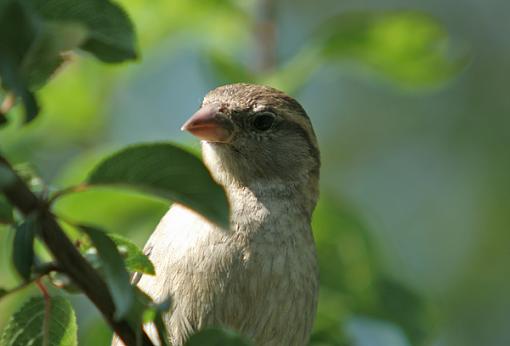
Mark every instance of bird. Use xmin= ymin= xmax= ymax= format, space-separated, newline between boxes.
xmin=113 ymin=83 xmax=320 ymax=346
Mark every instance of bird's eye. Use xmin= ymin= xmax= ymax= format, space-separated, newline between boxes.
xmin=252 ymin=112 xmax=275 ymax=131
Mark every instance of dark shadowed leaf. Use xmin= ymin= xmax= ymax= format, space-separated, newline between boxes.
xmin=0 ymin=195 xmax=13 ymax=224
xmin=185 ymin=328 xmax=251 ymax=346
xmin=318 ymin=10 xmax=468 ymax=88
xmin=0 ymin=296 xmax=77 ymax=346
xmin=29 ymin=0 xmax=138 ymax=62
xmin=78 ymin=224 xmax=134 ymax=319
xmin=21 ymin=22 xmax=88 ymax=89
xmin=87 ymin=143 xmax=230 ymax=229
xmin=0 ymin=0 xmax=39 ymax=121
xmin=0 ymin=0 xmax=136 ymax=123
xmin=12 ymin=216 xmax=38 ymax=280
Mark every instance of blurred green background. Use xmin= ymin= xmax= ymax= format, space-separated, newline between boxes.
xmin=1 ymin=0 xmax=509 ymax=345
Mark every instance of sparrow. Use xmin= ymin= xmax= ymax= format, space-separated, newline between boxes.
xmin=114 ymin=83 xmax=320 ymax=346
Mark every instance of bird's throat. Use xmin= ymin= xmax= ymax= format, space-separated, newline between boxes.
xmin=225 ymin=180 xmax=315 ymax=234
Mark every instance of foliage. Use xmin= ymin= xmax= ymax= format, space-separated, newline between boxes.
xmin=12 ymin=216 xmax=38 ymax=281
xmin=78 ymin=224 xmax=135 ymax=319
xmin=87 ymin=143 xmax=229 ymax=229
xmin=317 ymin=11 xmax=467 ymax=88
xmin=0 ymin=0 xmax=474 ymax=345
xmin=206 ymin=10 xmax=467 ymax=94
xmin=96 ymin=232 xmax=155 ymax=276
xmin=0 ymin=0 xmax=230 ymax=344
xmin=0 ymin=0 xmax=136 ymax=124
xmin=0 ymin=296 xmax=77 ymax=346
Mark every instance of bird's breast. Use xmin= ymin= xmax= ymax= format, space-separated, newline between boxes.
xmin=141 ymin=198 xmax=318 ymax=345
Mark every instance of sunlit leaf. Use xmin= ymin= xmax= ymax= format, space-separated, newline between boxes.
xmin=87 ymin=143 xmax=230 ymax=229
xmin=12 ymin=216 xmax=38 ymax=280
xmin=29 ymin=0 xmax=138 ymax=62
xmin=81 ymin=232 xmax=155 ymax=275
xmin=0 ymin=296 xmax=77 ymax=346
xmin=318 ymin=10 xmax=468 ymax=88
xmin=78 ymin=224 xmax=134 ymax=320
xmin=185 ymin=328 xmax=251 ymax=346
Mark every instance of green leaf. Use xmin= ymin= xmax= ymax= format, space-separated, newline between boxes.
xmin=78 ymin=224 xmax=134 ymax=320
xmin=29 ymin=0 xmax=138 ymax=62
xmin=12 ymin=217 xmax=38 ymax=281
xmin=318 ymin=10 xmax=468 ymax=88
xmin=80 ymin=231 xmax=155 ymax=275
xmin=0 ymin=0 xmax=40 ymax=121
xmin=0 ymin=295 xmax=78 ymax=346
xmin=185 ymin=328 xmax=251 ymax=346
xmin=87 ymin=143 xmax=230 ymax=229
xmin=139 ymin=293 xmax=171 ymax=346
xmin=21 ymin=21 xmax=88 ymax=89
xmin=0 ymin=195 xmax=13 ymax=224
xmin=106 ymin=233 xmax=155 ymax=275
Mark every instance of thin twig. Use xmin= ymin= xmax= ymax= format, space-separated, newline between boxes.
xmin=0 ymin=264 xmax=58 ymax=301
xmin=47 ymin=183 xmax=88 ymax=205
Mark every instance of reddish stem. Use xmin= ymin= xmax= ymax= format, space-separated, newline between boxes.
xmin=36 ymin=279 xmax=51 ymax=346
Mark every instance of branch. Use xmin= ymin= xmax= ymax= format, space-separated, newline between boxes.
xmin=0 ymin=154 xmax=154 ymax=346
xmin=255 ymin=0 xmax=277 ymax=72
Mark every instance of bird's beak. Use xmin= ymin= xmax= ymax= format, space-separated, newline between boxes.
xmin=181 ymin=105 xmax=233 ymax=143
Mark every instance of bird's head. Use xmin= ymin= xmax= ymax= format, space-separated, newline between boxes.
xmin=182 ymin=83 xmax=320 ymax=208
